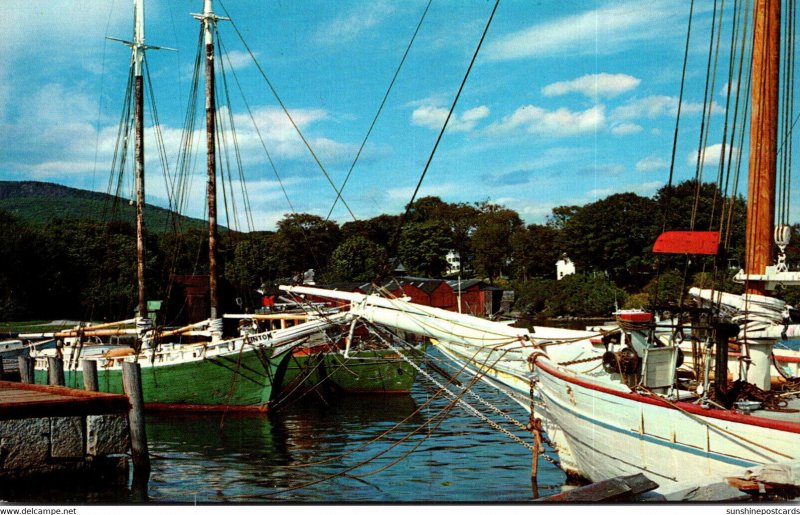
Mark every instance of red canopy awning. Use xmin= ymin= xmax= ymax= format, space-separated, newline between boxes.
xmin=652 ymin=231 xmax=720 ymax=255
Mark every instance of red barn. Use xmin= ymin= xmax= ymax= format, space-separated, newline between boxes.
xmin=359 ymin=277 xmax=456 ymax=310
xmin=447 ymin=279 xmax=503 ymax=317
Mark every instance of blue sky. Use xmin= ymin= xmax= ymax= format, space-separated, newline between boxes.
xmin=0 ymin=0 xmax=776 ymax=231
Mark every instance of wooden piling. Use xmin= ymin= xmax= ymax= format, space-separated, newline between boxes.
xmin=82 ymin=359 xmax=99 ymax=392
xmin=122 ymin=361 xmax=150 ymax=484
xmin=18 ymin=356 xmax=34 ymax=384
xmin=47 ymin=356 xmax=65 ymax=386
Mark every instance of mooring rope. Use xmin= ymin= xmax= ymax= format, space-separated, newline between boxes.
xmin=229 ymin=348 xmax=496 ymax=498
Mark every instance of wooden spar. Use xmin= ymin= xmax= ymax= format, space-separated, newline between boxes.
xmin=53 ymin=328 xmax=138 ymax=338
xmin=75 ymin=318 xmax=137 ymax=331
xmin=155 ymin=319 xmax=214 ymax=338
xmin=222 ymin=313 xmax=310 ymax=320
xmin=134 ymin=0 xmax=147 ymax=320
xmin=745 ymin=0 xmax=781 ymax=295
xmin=203 ymin=0 xmax=220 ymax=323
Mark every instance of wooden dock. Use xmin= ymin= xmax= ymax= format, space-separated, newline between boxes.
xmin=0 ymin=380 xmax=129 ymax=419
xmin=0 ymin=380 xmax=132 ymax=484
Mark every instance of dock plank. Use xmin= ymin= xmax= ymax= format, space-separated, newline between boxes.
xmin=0 ymin=381 xmax=129 ymax=420
xmin=537 ymin=474 xmax=659 ymax=502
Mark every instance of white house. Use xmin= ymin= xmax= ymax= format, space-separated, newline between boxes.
xmin=445 ymin=250 xmax=461 ymax=276
xmin=556 ymin=255 xmax=575 ymax=280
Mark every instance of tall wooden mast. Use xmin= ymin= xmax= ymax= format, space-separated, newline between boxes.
xmin=133 ymin=0 xmax=147 ymax=321
xmin=205 ymin=0 xmax=219 ymax=323
xmin=193 ymin=0 xmax=227 ymax=336
xmin=745 ymin=0 xmax=781 ymax=295
xmin=109 ymin=0 xmax=172 ymax=332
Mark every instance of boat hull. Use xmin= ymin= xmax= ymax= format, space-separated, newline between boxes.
xmin=275 ymin=347 xmax=421 ymax=395
xmin=532 ymin=356 xmax=800 ymax=492
xmin=432 ymin=337 xmax=800 ymax=492
xmin=34 ymin=345 xmax=285 ymax=412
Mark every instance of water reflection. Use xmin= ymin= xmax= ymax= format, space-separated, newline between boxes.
xmin=6 ymin=351 xmax=566 ymax=504
xmin=144 ymin=376 xmax=564 ymax=503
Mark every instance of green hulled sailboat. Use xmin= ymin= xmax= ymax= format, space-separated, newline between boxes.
xmin=29 ymin=0 xmax=350 ymax=411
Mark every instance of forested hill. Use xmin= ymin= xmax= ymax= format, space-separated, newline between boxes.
xmin=0 ymin=181 xmax=208 ymax=233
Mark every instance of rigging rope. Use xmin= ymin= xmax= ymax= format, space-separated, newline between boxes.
xmin=778 ymin=0 xmax=797 ymax=229
xmin=662 ymin=0 xmax=696 ymax=232
xmin=710 ymin=0 xmax=745 ymax=226
xmin=386 ymin=0 xmax=501 ymax=266
xmin=691 ymin=0 xmax=725 ymax=231
xmin=325 ymin=0 xmax=434 ymax=221
xmin=231 ymin=346 xmax=498 ymax=498
xmin=217 ymin=0 xmax=357 ymax=221
xmin=92 ymin=1 xmax=117 ymax=192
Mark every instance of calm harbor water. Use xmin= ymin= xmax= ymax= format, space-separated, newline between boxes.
xmin=6 ymin=348 xmax=565 ymax=504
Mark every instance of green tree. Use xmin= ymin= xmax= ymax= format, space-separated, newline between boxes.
xmin=0 ymin=210 xmax=44 ymax=320
xmin=341 ymin=214 xmax=400 ymax=250
xmin=274 ymin=213 xmax=342 ymax=276
xmin=510 ymin=224 xmax=562 ymax=280
xmin=472 ymin=202 xmax=523 ymax=282
xmin=330 ymin=236 xmax=386 ymax=282
xmin=547 ymin=205 xmax=580 ymax=230
xmin=225 ymin=232 xmax=283 ymax=289
xmin=544 ymin=274 xmax=627 ymax=317
xmin=397 ymin=221 xmax=452 ymax=277
xmin=510 ymin=278 xmax=556 ymax=317
xmin=561 ymin=193 xmax=659 ymax=285
xmin=403 ymin=197 xmax=479 ymax=274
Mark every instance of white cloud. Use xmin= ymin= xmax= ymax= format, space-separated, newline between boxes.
xmin=612 ymin=95 xmax=723 ymax=120
xmin=385 ymin=183 xmax=462 ymax=204
xmin=487 ymin=104 xmax=605 ymax=137
xmin=585 ymin=180 xmax=664 ymax=202
xmin=611 ymin=122 xmax=643 ymax=135
xmin=636 ymin=155 xmax=669 ymax=172
xmin=228 ymin=106 xmax=356 ymax=163
xmin=631 ymin=180 xmax=666 ymax=196
xmin=484 ymin=0 xmax=684 ymax=61
xmin=411 ymin=105 xmax=490 ymax=132
xmin=587 ymin=187 xmax=616 ymax=199
xmin=687 ymin=143 xmax=739 ymax=167
xmin=543 ymin=73 xmax=640 ymax=98
xmin=2 ymin=1 xmax=130 ymax=54
xmin=314 ymin=2 xmax=395 ymax=44
xmin=221 ymin=50 xmax=258 ymax=72
xmin=1 ymin=78 xmax=359 ymax=191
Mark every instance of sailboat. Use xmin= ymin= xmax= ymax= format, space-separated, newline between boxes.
xmin=279 ymin=0 xmax=800 ymax=499
xmin=28 ymin=0 xmax=351 ymax=411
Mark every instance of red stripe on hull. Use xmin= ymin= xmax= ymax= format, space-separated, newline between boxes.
xmin=144 ymin=402 xmax=269 ymax=413
xmin=728 ymin=351 xmax=800 ymax=364
xmin=534 ymin=359 xmax=800 ymax=434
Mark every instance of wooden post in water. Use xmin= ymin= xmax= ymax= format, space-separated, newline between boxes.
xmin=122 ymin=361 xmax=150 ymax=484
xmin=48 ymin=356 xmax=65 ymax=386
xmin=18 ymin=356 xmax=34 ymax=384
xmin=82 ymin=359 xmax=99 ymax=392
